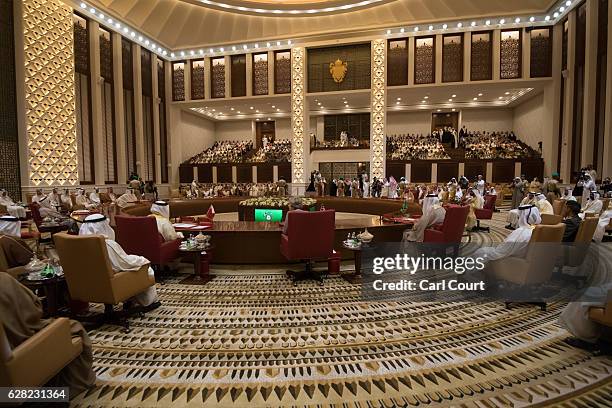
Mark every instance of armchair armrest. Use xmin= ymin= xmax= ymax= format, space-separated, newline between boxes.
xmin=110 ymin=264 xmax=154 ymax=303
xmin=7 ymin=318 xmax=82 ymax=387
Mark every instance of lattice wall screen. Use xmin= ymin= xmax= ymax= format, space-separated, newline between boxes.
xmin=370 ymin=39 xmax=386 ymax=180
xmin=290 ymin=47 xmax=305 ymax=184
xmin=23 ymin=0 xmax=78 ymax=186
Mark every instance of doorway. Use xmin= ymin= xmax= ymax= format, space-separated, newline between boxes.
xmin=255 ymin=121 xmax=275 ymax=148
xmin=431 ymin=112 xmax=459 ymax=132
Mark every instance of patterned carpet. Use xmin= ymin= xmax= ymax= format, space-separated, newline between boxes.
xmin=73 ymin=213 xmax=612 ymax=407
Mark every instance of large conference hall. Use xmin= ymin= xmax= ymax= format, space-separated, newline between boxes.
xmin=1 ymin=0 xmax=612 ymax=406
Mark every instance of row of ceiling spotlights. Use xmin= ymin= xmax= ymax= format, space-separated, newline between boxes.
xmin=79 ymin=0 xmax=574 ymax=61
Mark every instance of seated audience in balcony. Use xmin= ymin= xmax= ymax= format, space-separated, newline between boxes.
xmin=248 ymin=139 xmax=291 ymax=163
xmin=461 ymin=131 xmax=539 ymax=159
xmin=188 ymin=140 xmax=253 ymax=164
xmin=386 ymin=134 xmax=450 ymax=160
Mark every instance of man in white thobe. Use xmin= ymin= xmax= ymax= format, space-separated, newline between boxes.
xmin=403 ymin=195 xmax=446 ymax=242
xmin=116 ymin=188 xmax=138 ymax=209
xmin=149 ymin=201 xmax=183 ymax=242
xmin=582 ymin=174 xmax=597 ymax=205
xmin=559 ymin=283 xmax=612 ymax=348
xmin=476 ymin=175 xmax=485 ymax=196
xmin=593 ymin=201 xmax=612 ymax=242
xmin=75 ymin=189 xmax=97 ymax=210
xmin=0 ymin=190 xmax=26 ymax=218
xmin=33 ymin=189 xmax=62 ymax=218
xmin=60 ymin=189 xmax=73 ymax=212
xmin=535 ymin=193 xmax=554 ymax=215
xmin=79 ymin=214 xmax=159 ymax=308
xmin=506 ymin=191 xmax=536 ymax=230
xmin=476 ymin=205 xmax=542 ymax=262
xmin=89 ymin=187 xmax=102 ymax=207
xmin=581 ymin=192 xmax=603 ymax=217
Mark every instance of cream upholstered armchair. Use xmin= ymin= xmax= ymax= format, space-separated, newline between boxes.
xmin=487 ymin=223 xmax=566 ymax=311
xmin=0 ymin=318 xmax=82 ymax=387
xmin=540 ymin=214 xmax=563 ymax=225
xmin=54 ymin=233 xmax=155 ymax=330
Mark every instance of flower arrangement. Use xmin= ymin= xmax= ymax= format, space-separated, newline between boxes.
xmin=239 ymin=197 xmax=317 ymax=208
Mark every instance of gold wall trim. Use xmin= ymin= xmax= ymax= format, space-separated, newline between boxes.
xmin=23 ymin=0 xmax=78 ymax=186
xmin=291 ymin=47 xmax=306 ymax=184
xmin=370 ymin=38 xmax=386 ymax=180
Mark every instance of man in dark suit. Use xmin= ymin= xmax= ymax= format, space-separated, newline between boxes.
xmin=562 ymin=200 xmax=582 ymax=242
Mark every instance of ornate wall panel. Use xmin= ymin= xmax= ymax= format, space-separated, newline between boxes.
xmin=471 ymin=32 xmax=492 ymax=81
xmin=530 ymin=28 xmax=552 ymax=78
xmin=0 ymin=0 xmax=21 ymax=197
xmin=23 ymin=0 xmax=78 ymax=187
xmin=172 ymin=62 xmax=185 ymax=101
xmin=122 ymin=38 xmax=137 ymax=178
xmin=387 ymin=39 xmax=407 ymax=86
xmin=307 ymin=44 xmax=370 ymax=93
xmin=500 ymin=30 xmax=521 ymax=79
xmin=158 ymin=58 xmax=169 ymax=183
xmin=414 ymin=37 xmax=435 ymax=84
xmin=190 ymin=60 xmax=205 ymax=100
xmin=291 ymin=47 xmax=305 ymax=184
xmin=141 ymin=49 xmax=155 ymax=182
xmin=275 ymin=51 xmax=291 ymax=94
xmin=231 ymin=54 xmax=246 ymax=97
xmin=370 ymin=39 xmax=386 ymax=180
xmin=442 ymin=34 xmax=463 ymax=82
xmin=100 ymin=27 xmax=116 ymax=183
xmin=211 ymin=57 xmax=225 ymax=98
xmin=253 ymin=53 xmax=268 ymax=95
xmin=73 ymin=13 xmax=94 ymax=183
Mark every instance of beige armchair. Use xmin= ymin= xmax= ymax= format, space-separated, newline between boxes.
xmin=54 ymin=233 xmax=155 ymax=330
xmin=488 ymin=224 xmax=566 ymax=311
xmin=541 ymin=214 xmax=563 ymax=225
xmin=0 ymin=318 xmax=82 ymax=387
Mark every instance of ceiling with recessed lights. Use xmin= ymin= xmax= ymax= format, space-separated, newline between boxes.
xmin=79 ymin=0 xmax=555 ymax=49
xmin=186 ymin=80 xmax=547 ymax=121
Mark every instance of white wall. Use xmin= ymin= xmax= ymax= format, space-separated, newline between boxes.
xmin=512 ymin=92 xmax=545 ymax=150
xmin=214 ymin=121 xmax=254 ymax=141
xmin=275 ymin=118 xmax=292 ymax=139
xmin=386 ymin=111 xmax=432 ymax=135
xmin=460 ymin=108 xmax=513 ymax=132
xmin=177 ymin=111 xmax=215 ymax=163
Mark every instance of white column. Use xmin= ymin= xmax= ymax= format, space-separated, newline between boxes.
xmin=89 ymin=20 xmax=105 ymax=185
xmin=252 ymin=166 xmax=257 ymax=183
xmin=268 ymin=51 xmax=275 ymax=95
xmin=522 ymin=28 xmax=530 ymax=79
xmin=408 ymin=37 xmax=415 ymax=85
xmin=370 ymin=39 xmax=386 ymax=181
xmin=514 ymin=162 xmax=522 ymax=178
xmin=602 ymin=0 xmax=612 ymax=179
xmin=204 ymin=57 xmax=211 ymax=100
xmin=184 ymin=59 xmax=191 ymax=101
xmin=212 ymin=166 xmax=217 ymax=183
xmin=486 ymin=162 xmax=493 ymax=183
xmin=225 ymin=55 xmax=231 ymax=98
xmin=493 ymin=29 xmax=501 ymax=80
xmin=405 ymin=164 xmax=411 ymax=183
xmin=133 ymin=44 xmax=145 ymax=177
xmin=458 ymin=162 xmax=465 ymax=177
xmin=232 ymin=166 xmax=237 ymax=183
xmin=431 ymin=163 xmax=438 ymax=183
xmin=463 ymin=32 xmax=471 ymax=82
xmin=273 ymin=165 xmax=279 ymax=182
xmin=561 ymin=12 xmax=576 ymax=182
xmin=435 ymin=34 xmax=442 ymax=84
xmin=112 ymin=32 xmax=127 ymax=185
xmin=246 ymin=53 xmax=253 ymax=97
xmin=548 ymin=23 xmax=563 ymax=176
xmin=581 ymin=0 xmax=599 ymax=167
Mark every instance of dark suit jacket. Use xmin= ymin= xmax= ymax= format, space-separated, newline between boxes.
xmin=562 ymin=215 xmax=581 ymax=242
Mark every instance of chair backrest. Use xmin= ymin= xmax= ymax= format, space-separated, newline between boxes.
xmin=523 ymin=223 xmax=566 ymax=284
xmin=601 ymin=199 xmax=610 ymax=214
xmin=441 ymin=205 xmax=469 ymax=243
xmin=284 ymin=210 xmax=335 ymax=260
xmin=0 ymin=241 xmax=10 ymax=271
xmin=575 ymin=217 xmax=599 ymax=242
xmin=552 ymin=199 xmax=565 ymax=216
xmin=54 ymin=233 xmax=115 ymax=303
xmin=115 ymin=215 xmax=163 ymax=261
xmin=540 ymin=214 xmax=563 ymax=225
xmin=483 ymin=194 xmax=496 ymax=211
xmin=28 ymin=203 xmax=43 ymax=227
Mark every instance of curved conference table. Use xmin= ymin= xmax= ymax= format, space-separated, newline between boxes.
xmin=122 ymin=197 xmax=421 ymax=264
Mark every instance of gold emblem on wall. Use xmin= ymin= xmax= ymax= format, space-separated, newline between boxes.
xmin=329 ymin=59 xmax=348 ymax=83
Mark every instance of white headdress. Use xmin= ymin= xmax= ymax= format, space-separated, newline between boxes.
xmin=151 ymin=201 xmax=170 ymax=219
xmin=0 ymin=216 xmax=21 ymax=238
xmin=79 ymin=213 xmax=115 ymax=240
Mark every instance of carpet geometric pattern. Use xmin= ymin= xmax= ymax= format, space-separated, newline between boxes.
xmin=72 ymin=213 xmax=612 ymax=407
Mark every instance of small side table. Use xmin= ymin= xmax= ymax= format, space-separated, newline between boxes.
xmin=19 ymin=274 xmax=68 ymax=317
xmin=179 ymin=244 xmax=215 ymax=285
xmin=341 ymin=243 xmax=367 ymax=284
